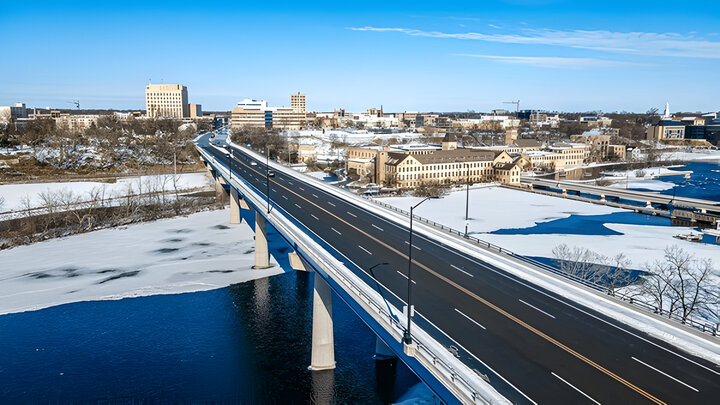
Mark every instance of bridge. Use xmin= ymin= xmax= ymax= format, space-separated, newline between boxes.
xmin=522 ymin=177 xmax=720 ymax=226
xmin=196 ymin=134 xmax=720 ymax=404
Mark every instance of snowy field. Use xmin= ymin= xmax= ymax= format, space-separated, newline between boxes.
xmin=661 ymin=149 xmax=720 ymax=162
xmin=304 ymin=171 xmax=336 ymax=182
xmin=608 ymin=179 xmax=675 ymax=191
xmin=0 ymin=208 xmax=282 ymax=315
xmin=382 ymin=186 xmax=622 ymax=233
xmin=380 ymin=186 xmax=720 ymax=268
xmin=0 ymin=172 xmax=212 ymax=213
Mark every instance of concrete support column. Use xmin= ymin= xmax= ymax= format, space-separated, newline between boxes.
xmin=646 ymin=201 xmax=653 ymax=209
xmin=600 ymin=194 xmax=606 ymax=203
xmin=310 ymin=272 xmax=335 ymax=370
xmin=374 ymin=336 xmax=396 ymax=361
xmin=562 ymin=189 xmax=567 ymax=196
xmin=230 ymin=187 xmax=241 ymax=224
xmin=253 ymin=211 xmax=270 ymax=269
xmin=215 ymin=180 xmax=225 ymax=199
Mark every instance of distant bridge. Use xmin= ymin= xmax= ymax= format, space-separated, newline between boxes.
xmin=522 ymin=177 xmax=720 ymax=226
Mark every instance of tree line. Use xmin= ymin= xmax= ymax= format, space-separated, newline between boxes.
xmin=1 ymin=116 xmax=204 ymax=171
xmin=553 ymin=244 xmax=719 ymax=328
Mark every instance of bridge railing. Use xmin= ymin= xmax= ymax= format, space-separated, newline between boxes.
xmin=360 ymin=195 xmax=720 ymax=337
xmin=198 ymin=145 xmax=509 ymax=404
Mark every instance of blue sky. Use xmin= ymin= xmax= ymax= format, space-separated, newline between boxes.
xmin=1 ymin=0 xmax=718 ymax=113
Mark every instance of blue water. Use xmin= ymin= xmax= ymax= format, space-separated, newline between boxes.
xmin=491 ymin=211 xmax=670 ymax=236
xmin=0 ymin=272 xmax=420 ymax=403
xmin=659 ymin=161 xmax=720 ymax=201
xmin=0 ymin=205 xmax=423 ymax=403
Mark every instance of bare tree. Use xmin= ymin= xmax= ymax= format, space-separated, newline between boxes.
xmin=643 ymin=246 xmax=715 ymax=322
xmin=552 ymin=244 xmax=599 ymax=279
xmin=593 ymin=253 xmax=633 ymax=295
xmin=553 ymin=244 xmax=635 ymax=292
xmin=641 ymin=261 xmax=677 ymax=316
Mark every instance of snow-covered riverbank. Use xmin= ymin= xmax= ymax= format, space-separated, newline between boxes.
xmin=380 ymin=186 xmax=720 ymax=268
xmin=0 ymin=172 xmax=212 ymax=213
xmin=0 ymin=208 xmax=281 ymax=315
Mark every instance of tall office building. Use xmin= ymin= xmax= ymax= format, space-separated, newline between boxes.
xmin=145 ymin=84 xmax=189 ymax=118
xmin=291 ymin=92 xmax=306 ymax=113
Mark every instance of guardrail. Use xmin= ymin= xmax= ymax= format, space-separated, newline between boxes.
xmin=198 ymin=145 xmax=509 ymax=404
xmin=360 ymin=195 xmax=720 ymax=337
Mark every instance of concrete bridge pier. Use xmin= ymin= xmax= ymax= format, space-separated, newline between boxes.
xmin=215 ymin=178 xmax=225 ymax=198
xmin=310 ymin=272 xmax=335 ymax=371
xmin=215 ymin=176 xmax=229 ymax=204
xmin=645 ymin=201 xmax=653 ymax=209
xmin=253 ymin=211 xmax=271 ymax=269
xmin=230 ymin=187 xmax=242 ymax=224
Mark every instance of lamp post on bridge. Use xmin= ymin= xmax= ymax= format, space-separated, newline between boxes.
xmin=463 ymin=162 xmax=470 ymax=237
xmin=265 ymin=144 xmax=275 ymax=214
xmin=404 ymin=196 xmax=437 ymax=346
xmin=228 ymin=149 xmax=234 ymax=181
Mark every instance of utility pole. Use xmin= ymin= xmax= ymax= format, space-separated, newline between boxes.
xmin=464 ymin=163 xmax=470 ymax=237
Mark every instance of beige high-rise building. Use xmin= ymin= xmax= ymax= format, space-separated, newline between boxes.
xmin=291 ymin=92 xmax=306 ymax=113
xmin=145 ymin=84 xmax=189 ymax=118
xmin=188 ymin=104 xmax=202 ymax=118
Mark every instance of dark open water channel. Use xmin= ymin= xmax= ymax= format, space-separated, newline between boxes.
xmin=0 ymin=271 xmax=423 ymax=403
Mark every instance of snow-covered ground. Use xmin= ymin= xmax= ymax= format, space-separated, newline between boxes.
xmin=482 ymin=223 xmax=720 ymax=268
xmin=661 ymin=149 xmax=720 ymax=162
xmin=380 ymin=186 xmax=719 ymax=268
xmin=601 ymin=166 xmax=684 ymax=178
xmin=304 ymin=171 xmax=336 ymax=182
xmin=0 ymin=208 xmax=282 ymax=315
xmin=382 ymin=186 xmax=622 ymax=233
xmin=608 ymin=179 xmax=675 ymax=191
xmin=567 ymin=166 xmax=683 ymax=191
xmin=0 ymin=172 xmax=212 ymax=213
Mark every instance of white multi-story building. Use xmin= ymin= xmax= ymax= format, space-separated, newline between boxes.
xmin=145 ymin=84 xmax=189 ymax=118
xmin=291 ymin=92 xmax=306 ymax=113
xmin=0 ymin=102 xmax=27 ymax=124
xmin=230 ymin=98 xmax=306 ymax=130
xmin=56 ymin=114 xmax=100 ymax=130
xmin=452 ymin=115 xmax=519 ymax=129
xmin=231 ymin=99 xmax=270 ymax=129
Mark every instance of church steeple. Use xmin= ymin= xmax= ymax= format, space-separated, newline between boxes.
xmin=663 ymin=101 xmax=671 ymax=119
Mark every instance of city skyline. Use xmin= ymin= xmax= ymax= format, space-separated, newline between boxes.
xmin=1 ymin=0 xmax=719 ymax=113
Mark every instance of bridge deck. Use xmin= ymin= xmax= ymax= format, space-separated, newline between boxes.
xmin=201 ymin=136 xmax=720 ymax=405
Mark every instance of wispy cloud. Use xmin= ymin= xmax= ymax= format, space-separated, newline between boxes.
xmin=455 ymin=54 xmax=643 ymax=68
xmin=488 ymin=24 xmax=502 ymax=29
xmin=349 ymin=26 xmax=720 ymax=58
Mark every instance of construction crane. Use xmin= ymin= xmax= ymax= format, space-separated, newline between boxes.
xmin=68 ymin=100 xmax=80 ymax=109
xmin=503 ymin=100 xmax=520 ymax=117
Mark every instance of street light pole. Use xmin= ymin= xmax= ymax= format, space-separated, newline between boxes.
xmin=464 ymin=163 xmax=470 ymax=237
xmin=266 ymin=146 xmax=271 ymax=213
xmin=227 ymin=151 xmax=232 ymax=181
xmin=404 ymin=196 xmax=433 ymax=345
